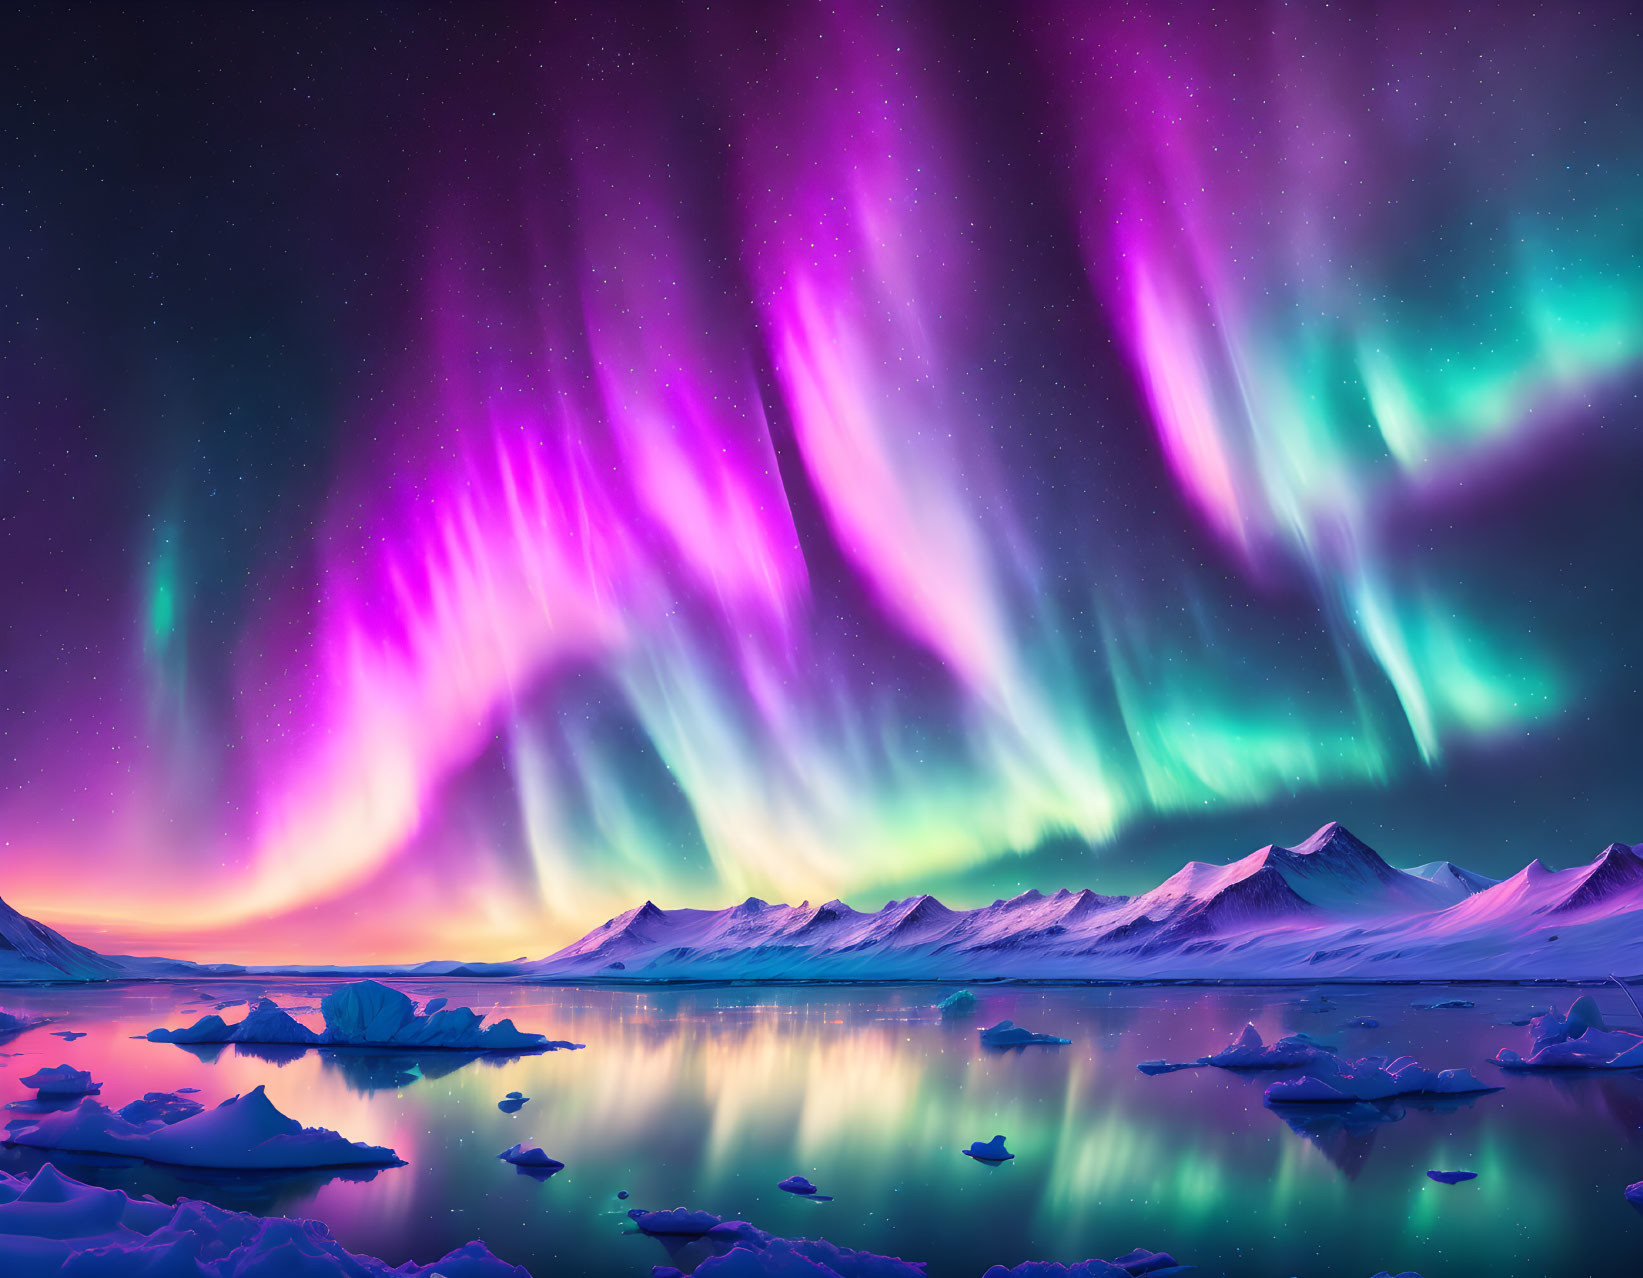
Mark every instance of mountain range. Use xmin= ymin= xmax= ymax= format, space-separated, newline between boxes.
xmin=522 ymin=823 xmax=1643 ymax=981
xmin=5 ymin=822 xmax=1642 ymax=981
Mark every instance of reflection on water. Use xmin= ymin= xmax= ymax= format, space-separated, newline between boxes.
xmin=0 ymin=981 xmax=1640 ymax=1276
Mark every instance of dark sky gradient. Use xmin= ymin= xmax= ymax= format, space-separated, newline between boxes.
xmin=2 ymin=3 xmax=1640 ymax=961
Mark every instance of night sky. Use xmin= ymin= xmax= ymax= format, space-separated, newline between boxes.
xmin=2 ymin=2 xmax=1640 ymax=963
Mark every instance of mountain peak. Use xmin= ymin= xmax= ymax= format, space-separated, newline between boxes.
xmin=1286 ymin=821 xmax=1370 ymax=858
xmin=1553 ymin=841 xmax=1643 ymax=914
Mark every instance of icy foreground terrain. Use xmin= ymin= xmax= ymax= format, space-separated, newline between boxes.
xmin=0 ymin=1162 xmax=524 ymax=1276
xmin=4 ymin=1085 xmax=401 ymax=1169
xmin=527 ymin=824 xmax=1643 ymax=980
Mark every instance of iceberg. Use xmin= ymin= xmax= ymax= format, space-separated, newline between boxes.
xmin=4 ymin=1084 xmax=402 ymax=1169
xmin=1137 ymin=1060 xmax=1207 ymax=1075
xmin=1263 ymin=1056 xmax=1497 ymax=1104
xmin=962 ymin=1135 xmax=1014 ymax=1162
xmin=644 ymin=1216 xmax=927 ymax=1277
xmin=629 ymin=1206 xmax=725 ymax=1235
xmin=498 ymin=1142 xmax=564 ymax=1174
xmin=1493 ymin=997 xmax=1643 ymax=1069
xmin=0 ymin=1008 xmax=50 ymax=1041
xmin=0 ymin=1161 xmax=526 ymax=1276
xmin=18 ymin=1065 xmax=100 ymax=1097
xmin=116 ymin=1091 xmax=205 ymax=1125
xmin=146 ymin=980 xmax=581 ymax=1052
xmin=1626 ymin=1180 xmax=1643 ymax=1211
xmin=979 ymin=1020 xmax=1071 ymax=1047
xmin=629 ymin=1205 xmax=1186 ymax=1278
xmin=981 ymin=1249 xmax=1190 ymax=1276
xmin=777 ymin=1174 xmax=833 ymax=1200
xmin=1205 ymin=1024 xmax=1335 ymax=1069
xmin=1426 ymin=1170 xmax=1477 ymax=1184
xmin=937 ymin=989 xmax=978 ymax=1016
xmin=498 ymin=1090 xmax=530 ymax=1113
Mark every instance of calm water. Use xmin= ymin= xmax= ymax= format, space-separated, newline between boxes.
xmin=1 ymin=980 xmax=1640 ymax=1277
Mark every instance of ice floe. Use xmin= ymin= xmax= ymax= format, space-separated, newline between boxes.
xmin=1426 ymin=1170 xmax=1476 ymax=1184
xmin=0 ymin=1161 xmax=525 ymax=1276
xmin=629 ymin=1206 xmax=726 ymax=1235
xmin=632 ymin=1208 xmax=1187 ymax=1278
xmin=1493 ymin=997 xmax=1643 ymax=1069
xmin=116 ymin=1091 xmax=205 ymax=1125
xmin=1263 ymin=1056 xmax=1497 ymax=1104
xmin=981 ymin=1249 xmax=1190 ymax=1276
xmin=979 ymin=1020 xmax=1070 ymax=1047
xmin=1204 ymin=1025 xmax=1335 ymax=1069
xmin=963 ymin=1135 xmax=1014 ymax=1162
xmin=498 ymin=1142 xmax=563 ymax=1175
xmin=146 ymin=979 xmax=580 ymax=1053
xmin=0 ymin=1008 xmax=50 ymax=1041
xmin=3 ymin=1084 xmax=402 ymax=1170
xmin=18 ymin=1065 xmax=100 ymax=1097
xmin=938 ymin=989 xmax=978 ymax=1016
xmin=777 ymin=1174 xmax=833 ymax=1200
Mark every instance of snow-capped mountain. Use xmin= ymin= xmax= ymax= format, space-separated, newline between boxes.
xmin=0 ymin=894 xmax=220 ymax=982
xmin=6 ymin=822 xmax=1642 ymax=982
xmin=524 ymin=823 xmax=1643 ymax=981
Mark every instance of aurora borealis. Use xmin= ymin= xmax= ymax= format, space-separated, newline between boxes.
xmin=2 ymin=2 xmax=1641 ymax=962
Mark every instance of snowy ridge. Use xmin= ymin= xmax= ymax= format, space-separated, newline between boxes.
xmin=525 ymin=822 xmax=1643 ymax=981
xmin=0 ymin=894 xmax=235 ymax=982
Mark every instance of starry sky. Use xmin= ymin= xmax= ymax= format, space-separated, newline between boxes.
xmin=2 ymin=2 xmax=1641 ymax=963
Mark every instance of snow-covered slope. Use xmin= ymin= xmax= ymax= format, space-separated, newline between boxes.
xmin=0 ymin=894 xmax=230 ymax=982
xmin=523 ymin=823 xmax=1643 ymax=981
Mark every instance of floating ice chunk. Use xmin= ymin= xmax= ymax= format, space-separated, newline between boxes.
xmin=498 ymin=1091 xmax=530 ymax=1113
xmin=1110 ymin=1248 xmax=1189 ymax=1275
xmin=981 ymin=1248 xmax=1188 ymax=1276
xmin=979 ymin=1020 xmax=1070 ymax=1047
xmin=145 ymin=998 xmax=320 ymax=1046
xmin=777 ymin=1174 xmax=834 ymax=1200
xmin=423 ymin=996 xmax=448 ymax=1014
xmin=0 ymin=1008 xmax=50 ymax=1041
xmin=4 ymin=1085 xmax=402 ymax=1169
xmin=1264 ymin=1055 xmax=1497 ymax=1104
xmin=938 ymin=989 xmax=978 ymax=1016
xmin=116 ymin=1091 xmax=205 ymax=1125
xmin=0 ymin=1161 xmax=526 ymax=1275
xmin=1627 ymin=1180 xmax=1643 ymax=1211
xmin=1493 ymin=998 xmax=1643 ymax=1069
xmin=49 ymin=1030 xmax=86 ymax=1040
xmin=19 ymin=1064 xmax=100 ymax=1097
xmin=498 ymin=1143 xmax=563 ymax=1174
xmin=641 ymin=1215 xmax=928 ymax=1276
xmin=1205 ymin=1024 xmax=1333 ymax=1069
xmin=628 ymin=1206 xmax=724 ymax=1235
xmin=147 ymin=979 xmax=578 ymax=1052
xmin=1426 ymin=1170 xmax=1476 ymax=1184
xmin=1369 ymin=1272 xmax=1425 ymax=1278
xmin=1137 ymin=1060 xmax=1206 ymax=1075
xmin=963 ymin=1135 xmax=1014 ymax=1162
xmin=1413 ymin=1000 xmax=1473 ymax=1010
